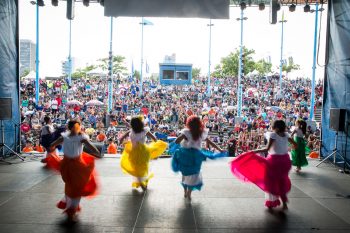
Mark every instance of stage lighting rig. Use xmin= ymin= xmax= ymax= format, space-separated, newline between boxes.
xmin=304 ymin=4 xmax=311 ymax=13
xmin=289 ymin=3 xmax=296 ymax=12
xmin=259 ymin=2 xmax=265 ymax=11
xmin=240 ymin=1 xmax=247 ymax=10
xmin=83 ymin=0 xmax=90 ymax=7
xmin=276 ymin=2 xmax=281 ymax=11
xmin=51 ymin=0 xmax=58 ymax=7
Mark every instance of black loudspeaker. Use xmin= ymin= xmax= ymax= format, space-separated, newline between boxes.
xmin=66 ymin=0 xmax=75 ymax=20
xmin=0 ymin=98 xmax=12 ymax=120
xmin=83 ymin=142 xmax=104 ymax=157
xmin=269 ymin=0 xmax=278 ymax=24
xmin=330 ymin=108 xmax=346 ymax=132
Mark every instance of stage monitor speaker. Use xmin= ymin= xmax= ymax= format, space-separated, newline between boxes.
xmin=0 ymin=98 xmax=12 ymax=120
xmin=330 ymin=108 xmax=346 ymax=132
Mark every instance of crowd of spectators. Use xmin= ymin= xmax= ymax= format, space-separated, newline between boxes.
xmin=20 ymin=74 xmax=323 ymax=155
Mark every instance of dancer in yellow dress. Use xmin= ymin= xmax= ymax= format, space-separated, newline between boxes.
xmin=119 ymin=116 xmax=167 ymax=191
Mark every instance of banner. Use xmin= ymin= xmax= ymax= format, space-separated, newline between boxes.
xmin=105 ymin=0 xmax=229 ymax=19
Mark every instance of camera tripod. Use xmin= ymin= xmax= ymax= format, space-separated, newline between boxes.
xmin=316 ymin=131 xmax=350 ymax=170
xmin=0 ymin=120 xmax=24 ymax=164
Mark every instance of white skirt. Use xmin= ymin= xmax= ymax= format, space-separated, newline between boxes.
xmin=181 ymin=173 xmax=203 ymax=191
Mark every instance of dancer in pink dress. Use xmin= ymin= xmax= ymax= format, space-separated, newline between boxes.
xmin=230 ymin=120 xmax=297 ymax=210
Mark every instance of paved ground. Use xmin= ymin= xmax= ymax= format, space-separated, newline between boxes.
xmin=0 ymin=155 xmax=350 ymax=233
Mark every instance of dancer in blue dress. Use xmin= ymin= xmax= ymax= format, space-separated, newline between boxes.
xmin=170 ymin=116 xmax=225 ymax=200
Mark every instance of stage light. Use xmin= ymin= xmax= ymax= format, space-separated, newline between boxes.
xmin=51 ymin=0 xmax=58 ymax=6
xmin=259 ymin=3 xmax=265 ymax=11
xmin=37 ymin=0 xmax=45 ymax=6
xmin=276 ymin=3 xmax=281 ymax=11
xmin=83 ymin=0 xmax=89 ymax=7
xmin=240 ymin=2 xmax=247 ymax=10
xmin=289 ymin=4 xmax=296 ymax=12
xmin=304 ymin=4 xmax=311 ymax=13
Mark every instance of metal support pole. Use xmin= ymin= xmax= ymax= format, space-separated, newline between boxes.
xmin=279 ymin=13 xmax=287 ymax=92
xmin=35 ymin=3 xmax=40 ymax=103
xmin=237 ymin=9 xmax=245 ymax=117
xmin=68 ymin=19 xmax=72 ymax=86
xmin=310 ymin=2 xmax=319 ymax=120
xmin=108 ymin=17 xmax=114 ymax=113
xmin=207 ymin=19 xmax=213 ymax=96
xmin=140 ymin=17 xmax=144 ymax=96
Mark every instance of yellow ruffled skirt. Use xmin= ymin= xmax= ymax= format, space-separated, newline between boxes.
xmin=120 ymin=140 xmax=167 ymax=187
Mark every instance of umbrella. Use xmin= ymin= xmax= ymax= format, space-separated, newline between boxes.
xmin=270 ymin=106 xmax=283 ymax=112
xmin=86 ymin=99 xmax=104 ymax=106
xmin=65 ymin=100 xmax=83 ymax=106
xmin=24 ymin=110 xmax=34 ymax=116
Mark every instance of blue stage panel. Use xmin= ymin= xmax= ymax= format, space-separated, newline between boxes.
xmin=159 ymin=63 xmax=192 ymax=85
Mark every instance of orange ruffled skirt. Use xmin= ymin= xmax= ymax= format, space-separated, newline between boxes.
xmin=46 ymin=152 xmax=98 ymax=198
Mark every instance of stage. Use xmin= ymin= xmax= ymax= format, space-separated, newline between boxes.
xmin=0 ymin=157 xmax=349 ymax=233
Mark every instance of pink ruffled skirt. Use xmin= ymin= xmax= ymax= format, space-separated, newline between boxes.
xmin=230 ymin=152 xmax=291 ymax=208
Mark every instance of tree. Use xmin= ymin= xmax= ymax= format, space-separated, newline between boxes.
xmin=20 ymin=69 xmax=30 ymax=78
xmin=133 ymin=70 xmax=140 ymax=80
xmin=71 ymin=68 xmax=85 ymax=79
xmin=98 ymin=55 xmax=127 ymax=75
xmin=212 ymin=64 xmax=224 ymax=78
xmin=282 ymin=57 xmax=300 ymax=77
xmin=192 ymin=67 xmax=201 ymax=79
xmin=71 ymin=65 xmax=97 ymax=79
xmin=254 ymin=59 xmax=272 ymax=76
xmin=214 ymin=47 xmax=256 ymax=77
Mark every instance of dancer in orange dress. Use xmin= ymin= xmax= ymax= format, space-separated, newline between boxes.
xmin=47 ymin=120 xmax=101 ymax=222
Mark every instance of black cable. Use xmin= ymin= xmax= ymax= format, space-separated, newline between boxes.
xmin=317 ymin=3 xmax=328 ymax=67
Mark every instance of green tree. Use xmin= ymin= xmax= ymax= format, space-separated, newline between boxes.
xmin=254 ymin=59 xmax=272 ymax=76
xmin=282 ymin=57 xmax=300 ymax=77
xmin=98 ymin=55 xmax=127 ymax=75
xmin=212 ymin=64 xmax=224 ymax=78
xmin=20 ymin=69 xmax=30 ymax=78
xmin=71 ymin=68 xmax=85 ymax=79
xmin=71 ymin=65 xmax=97 ymax=79
xmin=214 ymin=47 xmax=256 ymax=77
xmin=133 ymin=70 xmax=140 ymax=80
xmin=192 ymin=67 xmax=201 ymax=79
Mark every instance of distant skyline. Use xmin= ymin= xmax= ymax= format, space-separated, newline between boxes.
xmin=19 ymin=1 xmax=327 ymax=79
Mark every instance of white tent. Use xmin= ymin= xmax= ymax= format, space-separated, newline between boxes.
xmin=86 ymin=67 xmax=107 ymax=76
xmin=22 ymin=71 xmax=36 ymax=80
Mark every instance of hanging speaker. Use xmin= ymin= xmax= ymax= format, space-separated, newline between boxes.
xmin=0 ymin=98 xmax=12 ymax=120
xmin=269 ymin=0 xmax=278 ymax=24
xmin=329 ymin=108 xmax=346 ymax=132
xmin=67 ymin=0 xmax=75 ymax=20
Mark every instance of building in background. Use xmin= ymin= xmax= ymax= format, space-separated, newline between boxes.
xmin=19 ymin=39 xmax=36 ymax=76
xmin=163 ymin=53 xmax=176 ymax=63
xmin=61 ymin=58 xmax=76 ymax=76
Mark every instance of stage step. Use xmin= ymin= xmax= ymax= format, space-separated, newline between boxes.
xmin=314 ymin=106 xmax=322 ymax=123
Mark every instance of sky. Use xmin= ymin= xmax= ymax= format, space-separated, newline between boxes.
xmin=19 ymin=1 xmax=328 ymax=79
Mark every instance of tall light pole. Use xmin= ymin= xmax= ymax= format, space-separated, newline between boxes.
xmin=108 ymin=17 xmax=114 ymax=113
xmin=207 ymin=19 xmax=214 ymax=96
xmin=139 ymin=18 xmax=153 ymax=96
xmin=279 ymin=12 xmax=287 ymax=92
xmin=30 ymin=1 xmax=43 ymax=104
xmin=309 ymin=2 xmax=323 ymax=120
xmin=236 ymin=8 xmax=247 ymax=117
xmin=67 ymin=19 xmax=72 ymax=86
